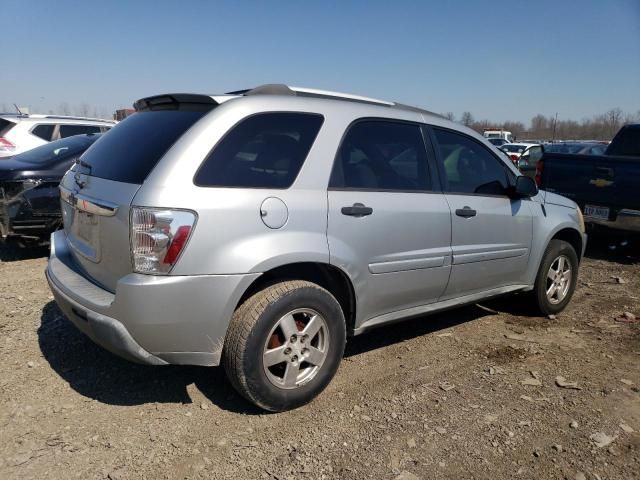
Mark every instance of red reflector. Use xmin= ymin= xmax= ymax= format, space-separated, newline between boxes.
xmin=510 ymin=154 xmax=518 ymax=161
xmin=162 ymin=225 xmax=191 ymax=265
xmin=535 ymin=160 xmax=544 ymax=186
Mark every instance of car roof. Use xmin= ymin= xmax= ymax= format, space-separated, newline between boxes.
xmin=135 ymin=83 xmax=447 ymax=123
xmin=0 ymin=113 xmax=115 ymax=125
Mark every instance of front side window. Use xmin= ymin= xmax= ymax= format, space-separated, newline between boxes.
xmin=59 ymin=124 xmax=101 ymax=138
xmin=433 ymin=128 xmax=510 ymax=196
xmin=330 ymin=120 xmax=431 ymax=191
xmin=31 ymin=124 xmax=56 ymax=141
xmin=195 ymin=112 xmax=323 ymax=188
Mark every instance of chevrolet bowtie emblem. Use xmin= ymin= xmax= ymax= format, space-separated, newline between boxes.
xmin=589 ymin=178 xmax=613 ymax=188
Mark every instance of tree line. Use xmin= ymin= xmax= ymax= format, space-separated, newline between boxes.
xmin=1 ymin=102 xmax=112 ymax=120
xmin=440 ymin=108 xmax=640 ymax=141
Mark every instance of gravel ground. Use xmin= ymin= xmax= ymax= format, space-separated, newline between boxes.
xmin=1 ymin=232 xmax=639 ymax=480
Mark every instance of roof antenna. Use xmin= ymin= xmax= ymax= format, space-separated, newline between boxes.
xmin=13 ymin=104 xmax=23 ymax=115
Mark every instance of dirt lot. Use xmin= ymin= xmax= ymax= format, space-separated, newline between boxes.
xmin=1 ymin=233 xmax=639 ymax=480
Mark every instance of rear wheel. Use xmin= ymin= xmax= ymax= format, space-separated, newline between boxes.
xmin=532 ymin=239 xmax=579 ymax=315
xmin=223 ymin=280 xmax=346 ymax=412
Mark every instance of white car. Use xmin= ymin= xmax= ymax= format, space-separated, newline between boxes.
xmin=500 ymin=143 xmax=542 ymax=164
xmin=0 ymin=114 xmax=115 ymax=158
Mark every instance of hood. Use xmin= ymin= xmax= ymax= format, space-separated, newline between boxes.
xmin=541 ymin=190 xmax=577 ymax=209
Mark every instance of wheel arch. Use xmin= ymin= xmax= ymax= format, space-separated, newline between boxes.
xmin=550 ymin=227 xmax=584 ymax=262
xmin=235 ymin=262 xmax=357 ymax=334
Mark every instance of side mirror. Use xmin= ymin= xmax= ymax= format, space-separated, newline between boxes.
xmin=518 ymin=158 xmax=528 ymax=169
xmin=513 ymin=175 xmax=538 ymax=198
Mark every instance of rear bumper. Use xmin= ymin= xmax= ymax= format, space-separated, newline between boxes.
xmin=46 ymin=268 xmax=168 ymax=365
xmin=45 ymin=230 xmax=259 ymax=366
xmin=586 ymin=209 xmax=640 ymax=233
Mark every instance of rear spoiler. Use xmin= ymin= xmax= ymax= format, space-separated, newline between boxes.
xmin=133 ymin=94 xmax=221 ymax=112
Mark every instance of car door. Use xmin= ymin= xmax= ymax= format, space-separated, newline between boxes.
xmin=327 ymin=120 xmax=452 ymax=327
xmin=429 ymin=126 xmax=534 ymax=299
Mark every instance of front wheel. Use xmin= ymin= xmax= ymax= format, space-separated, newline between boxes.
xmin=532 ymin=239 xmax=579 ymax=315
xmin=223 ymin=280 xmax=346 ymax=412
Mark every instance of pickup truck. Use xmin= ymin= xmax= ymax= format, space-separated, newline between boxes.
xmin=537 ymin=124 xmax=640 ymax=233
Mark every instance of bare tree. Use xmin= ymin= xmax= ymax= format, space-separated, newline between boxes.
xmin=442 ymin=112 xmax=455 ymax=121
xmin=58 ymin=102 xmax=70 ymax=115
xmin=460 ymin=111 xmax=474 ymax=127
xmin=79 ymin=103 xmax=91 ymax=117
xmin=503 ymin=121 xmax=526 ymax=139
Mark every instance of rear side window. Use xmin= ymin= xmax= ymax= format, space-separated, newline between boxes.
xmin=79 ymin=110 xmax=207 ymax=184
xmin=330 ymin=120 xmax=431 ymax=191
xmin=59 ymin=124 xmax=101 ymax=138
xmin=195 ymin=113 xmax=323 ymax=188
xmin=32 ymin=124 xmax=56 ymax=141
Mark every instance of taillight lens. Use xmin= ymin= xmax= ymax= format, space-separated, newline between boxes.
xmin=130 ymin=207 xmax=196 ymax=274
xmin=535 ymin=160 xmax=544 ymax=186
xmin=0 ymin=138 xmax=16 ymax=152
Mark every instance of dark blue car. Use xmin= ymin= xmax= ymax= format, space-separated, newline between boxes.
xmin=0 ymin=133 xmax=101 ymax=245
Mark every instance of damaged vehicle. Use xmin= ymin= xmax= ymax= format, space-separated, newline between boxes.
xmin=0 ymin=133 xmax=101 ymax=245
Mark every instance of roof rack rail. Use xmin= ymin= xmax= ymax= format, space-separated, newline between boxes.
xmin=43 ymin=115 xmax=116 ymax=123
xmin=228 ymin=84 xmax=396 ymax=107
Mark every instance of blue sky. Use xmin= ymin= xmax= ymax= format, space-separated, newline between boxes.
xmin=2 ymin=0 xmax=639 ymax=123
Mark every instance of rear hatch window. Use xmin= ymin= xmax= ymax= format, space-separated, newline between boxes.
xmin=607 ymin=125 xmax=640 ymax=157
xmin=0 ymin=118 xmax=16 ymax=136
xmin=78 ymin=110 xmax=207 ymax=184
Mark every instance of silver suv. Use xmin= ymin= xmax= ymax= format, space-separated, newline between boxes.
xmin=46 ymin=85 xmax=586 ymax=411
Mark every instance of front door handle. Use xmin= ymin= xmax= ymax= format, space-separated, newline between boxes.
xmin=341 ymin=203 xmax=373 ymax=217
xmin=455 ymin=206 xmax=477 ymax=218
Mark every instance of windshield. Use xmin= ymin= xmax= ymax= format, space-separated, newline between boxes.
xmin=12 ymin=134 xmax=99 ymax=164
xmin=501 ymin=144 xmax=527 ymax=153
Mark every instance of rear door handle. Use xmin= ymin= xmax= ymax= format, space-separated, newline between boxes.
xmin=455 ymin=206 xmax=477 ymax=218
xmin=341 ymin=203 xmax=373 ymax=217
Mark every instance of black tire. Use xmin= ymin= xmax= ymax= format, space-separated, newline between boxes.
xmin=532 ymin=239 xmax=579 ymax=315
xmin=223 ymin=280 xmax=346 ymax=412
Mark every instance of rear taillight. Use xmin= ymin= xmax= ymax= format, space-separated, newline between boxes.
xmin=510 ymin=154 xmax=519 ymax=161
xmin=535 ymin=160 xmax=544 ymax=186
xmin=130 ymin=207 xmax=196 ymax=274
xmin=0 ymin=138 xmax=16 ymax=152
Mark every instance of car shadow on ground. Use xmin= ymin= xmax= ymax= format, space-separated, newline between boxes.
xmin=0 ymin=241 xmax=48 ymax=262
xmin=39 ymin=300 xmax=497 ymax=414
xmin=37 ymin=229 xmax=635 ymax=414
xmin=583 ymin=228 xmax=639 ymax=265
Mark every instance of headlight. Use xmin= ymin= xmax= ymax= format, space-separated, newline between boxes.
xmin=576 ymin=207 xmax=585 ymax=233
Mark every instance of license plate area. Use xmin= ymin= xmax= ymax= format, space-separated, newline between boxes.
xmin=68 ymin=209 xmax=101 ymax=262
xmin=584 ymin=204 xmax=610 ymax=220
